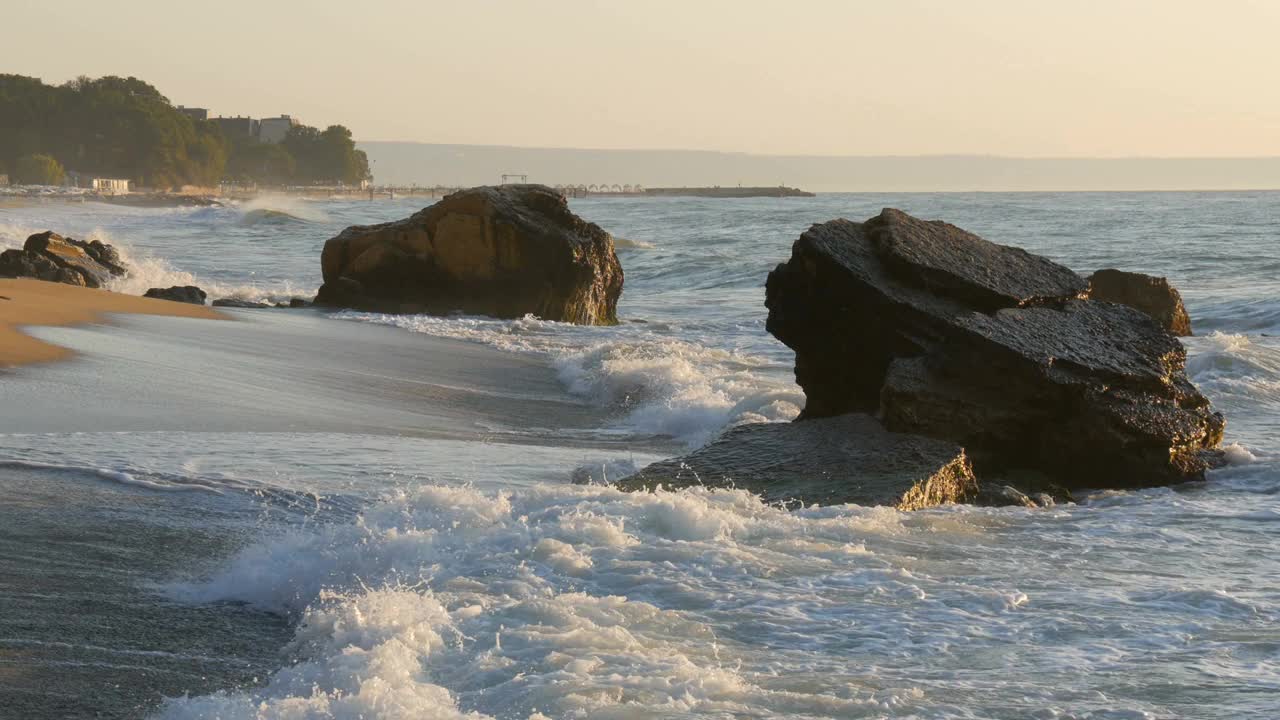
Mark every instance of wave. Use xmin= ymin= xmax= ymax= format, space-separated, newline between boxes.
xmin=102 ymin=240 xmax=315 ymax=304
xmin=1186 ymin=332 xmax=1280 ymax=415
xmin=233 ymin=195 xmax=330 ymax=224
xmin=0 ymin=459 xmax=226 ymax=493
xmin=0 ymin=221 xmax=33 ymax=251
xmin=613 ymin=235 xmax=656 ymax=249
xmin=555 ymin=339 xmax=802 ymax=446
xmin=157 ymin=482 xmax=992 ymax=719
xmin=238 ymin=208 xmax=313 ymax=227
xmin=3 ymin=222 xmax=313 ymax=303
xmin=335 ymin=312 xmax=803 ymax=446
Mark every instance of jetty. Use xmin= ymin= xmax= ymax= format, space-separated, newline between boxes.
xmin=555 ymin=184 xmax=814 ymax=198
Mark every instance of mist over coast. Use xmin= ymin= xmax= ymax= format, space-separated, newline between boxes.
xmin=360 ymin=142 xmax=1280 ymax=192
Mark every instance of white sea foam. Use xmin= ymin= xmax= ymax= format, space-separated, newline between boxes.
xmin=1222 ymin=442 xmax=1259 ymax=465
xmin=612 ymin=236 xmax=656 ymax=250
xmin=336 ymin=312 xmax=802 ymax=446
xmin=3 ymin=221 xmax=312 ymax=303
xmin=156 ymin=483 xmax=998 ymax=719
xmin=554 ymin=339 xmax=802 ymax=445
xmin=158 ymin=479 xmax=1273 ymax=719
xmin=233 ymin=194 xmax=331 ymax=224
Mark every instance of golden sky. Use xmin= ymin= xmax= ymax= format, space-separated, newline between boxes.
xmin=10 ymin=0 xmax=1280 ymax=157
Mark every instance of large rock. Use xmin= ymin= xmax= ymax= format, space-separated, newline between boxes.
xmin=612 ymin=414 xmax=978 ymax=509
xmin=1088 ymin=268 xmax=1192 ymax=336
xmin=315 ymin=184 xmax=623 ymax=324
xmin=0 ymin=231 xmax=127 ymax=288
xmin=144 ymin=285 xmax=207 ymax=305
xmin=765 ymin=208 xmax=1223 ymax=491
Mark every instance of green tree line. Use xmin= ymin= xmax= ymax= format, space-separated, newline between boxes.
xmin=0 ymin=74 xmax=370 ymax=189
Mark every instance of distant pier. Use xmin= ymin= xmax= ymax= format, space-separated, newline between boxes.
xmin=555 ymin=184 xmax=814 ymax=198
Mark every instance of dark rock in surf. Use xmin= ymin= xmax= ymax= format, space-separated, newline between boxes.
xmin=0 ymin=231 xmax=127 ymax=288
xmin=973 ymin=484 xmax=1038 ymax=508
xmin=315 ymin=184 xmax=623 ymax=324
xmin=211 ymin=298 xmax=271 ymax=309
xmin=0 ymin=248 xmax=63 ymax=283
xmin=613 ymin=414 xmax=978 ymax=510
xmin=1087 ymin=268 xmax=1192 ymax=336
xmin=144 ymin=285 xmax=207 ymax=305
xmin=764 ymin=208 xmax=1223 ymax=491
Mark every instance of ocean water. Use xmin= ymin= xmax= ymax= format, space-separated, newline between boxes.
xmin=1 ymin=192 xmax=1278 ymax=718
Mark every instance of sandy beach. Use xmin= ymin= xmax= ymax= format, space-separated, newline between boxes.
xmin=0 ymin=278 xmax=224 ymax=367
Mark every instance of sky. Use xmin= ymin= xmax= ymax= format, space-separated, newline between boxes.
xmin=8 ymin=0 xmax=1280 ymax=158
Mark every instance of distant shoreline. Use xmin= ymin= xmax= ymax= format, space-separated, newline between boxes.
xmin=359 ymin=141 xmax=1280 ymax=192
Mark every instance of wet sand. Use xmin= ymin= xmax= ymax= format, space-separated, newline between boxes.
xmin=0 ymin=279 xmax=224 ymax=367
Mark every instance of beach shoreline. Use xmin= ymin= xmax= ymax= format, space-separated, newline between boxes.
xmin=0 ymin=278 xmax=225 ymax=368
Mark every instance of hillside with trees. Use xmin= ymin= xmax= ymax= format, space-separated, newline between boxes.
xmin=0 ymin=74 xmax=370 ymax=189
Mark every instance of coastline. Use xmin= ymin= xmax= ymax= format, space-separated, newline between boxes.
xmin=0 ymin=278 xmax=225 ymax=368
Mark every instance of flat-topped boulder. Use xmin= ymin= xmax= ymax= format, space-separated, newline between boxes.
xmin=873 ymin=208 xmax=1088 ymax=310
xmin=765 ymin=209 xmax=1223 ymax=491
xmin=1088 ymin=268 xmax=1192 ymax=336
xmin=612 ymin=414 xmax=978 ymax=509
xmin=315 ymin=184 xmax=623 ymax=324
xmin=0 ymin=231 xmax=127 ymax=288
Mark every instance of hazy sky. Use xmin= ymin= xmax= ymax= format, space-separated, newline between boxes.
xmin=9 ymin=1 xmax=1280 ymax=157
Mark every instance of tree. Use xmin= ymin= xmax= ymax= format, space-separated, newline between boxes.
xmin=281 ymin=124 xmax=369 ymax=184
xmin=13 ymin=153 xmax=64 ymax=185
xmin=226 ymin=141 xmax=296 ymax=184
xmin=0 ymin=73 xmax=368 ymax=188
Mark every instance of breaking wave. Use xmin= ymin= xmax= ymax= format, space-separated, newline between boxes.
xmin=156 ymin=483 xmax=1019 ymax=719
xmin=238 ymin=208 xmax=313 ymax=226
xmin=335 ymin=311 xmax=803 ymax=446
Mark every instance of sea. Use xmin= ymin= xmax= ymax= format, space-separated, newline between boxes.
xmin=0 ymin=192 xmax=1277 ymax=719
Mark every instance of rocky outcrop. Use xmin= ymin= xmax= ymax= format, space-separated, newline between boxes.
xmin=144 ymin=286 xmax=207 ymax=305
xmin=1088 ymin=268 xmax=1192 ymax=336
xmin=0 ymin=232 xmax=127 ymax=288
xmin=764 ymin=208 xmax=1224 ymax=491
xmin=315 ymin=184 xmax=623 ymax=324
xmin=612 ymin=414 xmax=978 ymax=509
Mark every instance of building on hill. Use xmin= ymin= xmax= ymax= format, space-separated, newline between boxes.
xmin=66 ymin=172 xmax=130 ymax=194
xmin=258 ymin=115 xmax=299 ymax=144
xmin=177 ymin=106 xmax=208 ymax=121
xmin=214 ymin=116 xmax=260 ymax=140
xmin=0 ymin=174 xmax=8 ymax=187
xmin=92 ymin=178 xmax=130 ymax=194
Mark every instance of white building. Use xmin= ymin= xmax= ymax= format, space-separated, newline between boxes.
xmin=92 ymin=178 xmax=130 ymax=195
xmin=257 ymin=115 xmax=300 ymax=144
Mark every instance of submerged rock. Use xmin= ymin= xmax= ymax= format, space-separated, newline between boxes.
xmin=764 ymin=208 xmax=1223 ymax=491
xmin=315 ymin=184 xmax=623 ymax=324
xmin=1088 ymin=268 xmax=1193 ymax=336
xmin=614 ymin=414 xmax=978 ymax=509
xmin=144 ymin=285 xmax=207 ymax=305
xmin=211 ymin=298 xmax=272 ymax=309
xmin=973 ymin=484 xmax=1038 ymax=508
xmin=0 ymin=231 xmax=127 ymax=288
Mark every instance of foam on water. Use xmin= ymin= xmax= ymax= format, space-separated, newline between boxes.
xmin=157 ymin=479 xmax=1280 ymax=719
xmin=234 ymin=195 xmax=331 ymax=225
xmin=2 ymin=221 xmax=313 ymax=303
xmin=337 ymin=311 xmax=802 ymax=446
xmin=157 ymin=484 xmax=945 ymax=718
xmin=612 ymin=236 xmax=656 ymax=250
